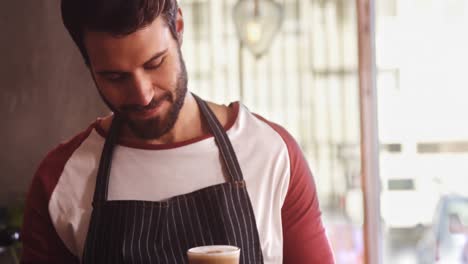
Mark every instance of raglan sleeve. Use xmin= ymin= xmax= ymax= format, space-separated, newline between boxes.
xmin=277 ymin=127 xmax=335 ymax=263
xmin=20 ymin=152 xmax=80 ymax=264
xmin=21 ymin=126 xmax=95 ymax=263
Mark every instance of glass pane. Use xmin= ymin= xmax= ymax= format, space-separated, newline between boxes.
xmin=387 ymin=179 xmax=415 ymax=191
xmin=181 ymin=0 xmax=364 ymax=262
xmin=376 ymin=0 xmax=468 ymax=263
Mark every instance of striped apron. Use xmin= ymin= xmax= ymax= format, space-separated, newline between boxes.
xmin=82 ymin=95 xmax=264 ymax=263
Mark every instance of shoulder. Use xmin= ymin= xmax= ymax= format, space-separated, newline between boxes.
xmin=250 ymin=111 xmax=303 ymax=158
xmin=21 ymin=126 xmax=94 ymax=263
xmin=33 ymin=124 xmax=95 ymax=196
xmin=246 ymin=111 xmax=312 ymax=195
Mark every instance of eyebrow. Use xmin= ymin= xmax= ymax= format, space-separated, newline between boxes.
xmin=96 ymin=49 xmax=168 ymax=75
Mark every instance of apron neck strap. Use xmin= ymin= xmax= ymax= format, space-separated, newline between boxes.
xmin=93 ymin=114 xmax=122 ymax=204
xmin=193 ymin=94 xmax=244 ymax=182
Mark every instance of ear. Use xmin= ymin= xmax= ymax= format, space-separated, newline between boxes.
xmin=175 ymin=7 xmax=184 ymax=46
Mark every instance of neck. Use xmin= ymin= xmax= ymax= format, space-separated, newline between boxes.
xmin=120 ymin=93 xmax=207 ymax=145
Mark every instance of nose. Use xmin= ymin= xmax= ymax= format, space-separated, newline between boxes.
xmin=128 ymin=71 xmax=154 ymax=106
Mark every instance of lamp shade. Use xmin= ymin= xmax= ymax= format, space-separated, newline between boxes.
xmin=233 ymin=0 xmax=284 ymax=58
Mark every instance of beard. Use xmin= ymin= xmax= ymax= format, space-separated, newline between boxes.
xmin=96 ymin=49 xmax=189 ymax=140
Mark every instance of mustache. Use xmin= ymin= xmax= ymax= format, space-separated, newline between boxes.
xmin=120 ymin=94 xmax=171 ymax=113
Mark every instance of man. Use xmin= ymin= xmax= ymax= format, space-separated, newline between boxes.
xmin=20 ymin=0 xmax=334 ymax=263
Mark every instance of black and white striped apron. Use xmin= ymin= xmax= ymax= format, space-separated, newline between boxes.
xmin=82 ymin=95 xmax=264 ymax=263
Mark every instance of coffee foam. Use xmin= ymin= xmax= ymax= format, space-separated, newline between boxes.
xmin=187 ymin=245 xmax=240 ymax=256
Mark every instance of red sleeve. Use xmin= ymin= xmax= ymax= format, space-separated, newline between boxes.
xmin=21 ymin=126 xmax=93 ymax=264
xmin=255 ymin=115 xmax=335 ymax=264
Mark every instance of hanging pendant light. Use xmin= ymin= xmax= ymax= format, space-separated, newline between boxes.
xmin=233 ymin=0 xmax=284 ymax=58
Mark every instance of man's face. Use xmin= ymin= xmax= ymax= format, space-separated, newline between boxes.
xmin=84 ymin=16 xmax=188 ymax=140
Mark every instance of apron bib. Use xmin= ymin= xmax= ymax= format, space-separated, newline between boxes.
xmin=82 ymin=95 xmax=264 ymax=264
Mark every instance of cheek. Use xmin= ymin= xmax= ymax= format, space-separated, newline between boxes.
xmin=159 ymin=69 xmax=177 ymax=87
xmin=156 ymin=59 xmax=181 ymax=89
xmin=96 ymin=81 xmax=127 ymax=106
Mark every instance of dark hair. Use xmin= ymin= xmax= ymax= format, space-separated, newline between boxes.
xmin=61 ymin=0 xmax=179 ymax=65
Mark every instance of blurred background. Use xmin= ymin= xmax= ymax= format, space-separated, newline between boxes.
xmin=1 ymin=0 xmax=468 ymax=263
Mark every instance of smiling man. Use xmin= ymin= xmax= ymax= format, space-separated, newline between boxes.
xmin=20 ymin=1 xmax=334 ymax=263
xmin=87 ymin=18 xmax=190 ymax=142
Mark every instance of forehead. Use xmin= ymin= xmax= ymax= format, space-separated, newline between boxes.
xmin=84 ymin=17 xmax=172 ymax=70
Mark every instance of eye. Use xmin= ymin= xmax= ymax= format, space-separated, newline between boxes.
xmin=146 ymin=57 xmax=166 ymax=70
xmin=102 ymin=73 xmax=127 ymax=82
